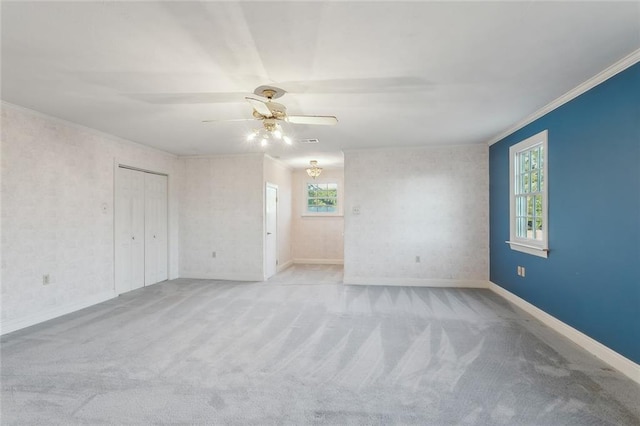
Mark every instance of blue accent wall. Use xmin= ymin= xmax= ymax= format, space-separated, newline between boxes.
xmin=490 ymin=62 xmax=640 ymax=364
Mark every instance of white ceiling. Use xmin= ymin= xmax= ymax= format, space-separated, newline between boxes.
xmin=2 ymin=1 xmax=639 ymax=168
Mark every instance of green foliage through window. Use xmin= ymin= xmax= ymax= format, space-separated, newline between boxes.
xmin=307 ymin=182 xmax=338 ymax=213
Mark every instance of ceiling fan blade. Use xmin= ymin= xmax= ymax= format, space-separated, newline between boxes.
xmin=286 ymin=115 xmax=338 ymax=125
xmin=245 ymin=97 xmax=272 ymax=117
xmin=202 ymin=118 xmax=256 ymax=123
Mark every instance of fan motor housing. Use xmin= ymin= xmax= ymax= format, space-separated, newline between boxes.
xmin=254 ymin=85 xmax=287 ymax=99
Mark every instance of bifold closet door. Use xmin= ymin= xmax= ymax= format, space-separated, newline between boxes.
xmin=144 ymin=173 xmax=168 ymax=286
xmin=115 ymin=168 xmax=145 ymax=294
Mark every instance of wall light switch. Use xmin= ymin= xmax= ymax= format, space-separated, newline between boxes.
xmin=352 ymin=206 xmax=361 ymax=215
xmin=521 ymin=267 xmax=526 ymax=277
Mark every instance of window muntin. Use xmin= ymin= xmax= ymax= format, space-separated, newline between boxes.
xmin=306 ymin=182 xmax=338 ymax=214
xmin=508 ymin=130 xmax=548 ymax=258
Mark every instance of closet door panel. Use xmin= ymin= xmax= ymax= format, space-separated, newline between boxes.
xmin=145 ymin=173 xmax=168 ymax=285
xmin=115 ymin=168 xmax=133 ymax=294
xmin=156 ymin=175 xmax=169 ymax=282
xmin=130 ymin=170 xmax=146 ymax=290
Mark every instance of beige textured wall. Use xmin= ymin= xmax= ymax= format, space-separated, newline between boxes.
xmin=292 ymin=168 xmax=344 ymax=263
xmin=1 ymin=104 xmax=181 ymax=330
xmin=179 ymin=154 xmax=264 ymax=280
xmin=343 ymin=145 xmax=489 ymax=285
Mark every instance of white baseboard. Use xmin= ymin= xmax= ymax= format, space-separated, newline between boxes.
xmin=277 ymin=260 xmax=294 ymax=272
xmin=489 ymin=281 xmax=640 ymax=384
xmin=343 ymin=276 xmax=489 ymax=288
xmin=293 ymin=258 xmax=344 ymax=265
xmin=0 ymin=291 xmax=116 ymax=336
xmin=179 ymin=272 xmax=264 ymax=282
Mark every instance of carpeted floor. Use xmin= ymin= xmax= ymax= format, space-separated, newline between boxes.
xmin=1 ymin=265 xmax=639 ymax=425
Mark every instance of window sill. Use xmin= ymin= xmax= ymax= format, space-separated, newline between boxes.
xmin=301 ymin=214 xmax=344 ymax=218
xmin=506 ymin=241 xmax=549 ymax=258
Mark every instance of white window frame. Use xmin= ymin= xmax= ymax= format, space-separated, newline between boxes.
xmin=507 ymin=130 xmax=549 ymax=258
xmin=302 ymin=178 xmax=343 ymax=217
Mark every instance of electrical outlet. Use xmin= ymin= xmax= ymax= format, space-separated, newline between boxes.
xmin=517 ymin=266 xmax=526 ymax=277
xmin=415 ymin=256 xmax=421 ymax=263
xmin=352 ymin=206 xmax=361 ymax=215
xmin=43 ymin=274 xmax=51 ymax=285
xmin=212 ymin=251 xmax=217 ymax=258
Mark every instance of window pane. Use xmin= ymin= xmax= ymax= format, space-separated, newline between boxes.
xmin=531 ymin=148 xmax=538 ymax=170
xmin=527 ymin=196 xmax=533 ymax=216
xmin=535 ymin=195 xmax=542 ymax=218
xmin=307 ymin=206 xmax=318 ymax=213
xmin=516 ymin=196 xmax=526 ymax=216
xmin=535 ymin=217 xmax=543 ymax=240
xmin=531 ymin=171 xmax=538 ymax=192
xmin=517 ymin=174 xmax=525 ymax=194
xmin=527 ymin=217 xmax=534 ymax=238
xmin=539 ymin=169 xmax=544 ymax=191
xmin=307 ymin=184 xmax=319 ymax=197
xmin=326 ymin=206 xmax=337 ymax=213
xmin=519 ymin=152 xmax=524 ymax=172
xmin=516 ymin=217 xmax=526 ymax=237
xmin=523 ymin=174 xmax=529 ymax=193
xmin=327 ymin=183 xmax=337 ymax=190
xmin=523 ymin=152 xmax=530 ymax=171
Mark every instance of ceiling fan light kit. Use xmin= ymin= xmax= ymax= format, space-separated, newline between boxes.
xmin=246 ymin=121 xmax=293 ymax=146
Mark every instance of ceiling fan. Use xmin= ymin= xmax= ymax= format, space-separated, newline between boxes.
xmin=202 ymin=85 xmax=337 ymax=144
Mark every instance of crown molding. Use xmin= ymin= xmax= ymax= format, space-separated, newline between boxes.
xmin=487 ymin=48 xmax=640 ymax=146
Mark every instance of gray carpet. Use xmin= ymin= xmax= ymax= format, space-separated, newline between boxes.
xmin=2 ymin=265 xmax=639 ymax=425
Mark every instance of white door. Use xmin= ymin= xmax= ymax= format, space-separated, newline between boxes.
xmin=145 ymin=173 xmax=168 ymax=286
xmin=265 ymin=184 xmax=278 ymax=279
xmin=115 ymin=167 xmax=145 ymax=294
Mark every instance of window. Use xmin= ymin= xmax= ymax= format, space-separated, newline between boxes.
xmin=508 ymin=130 xmax=548 ymax=258
xmin=305 ymin=181 xmax=339 ymax=215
